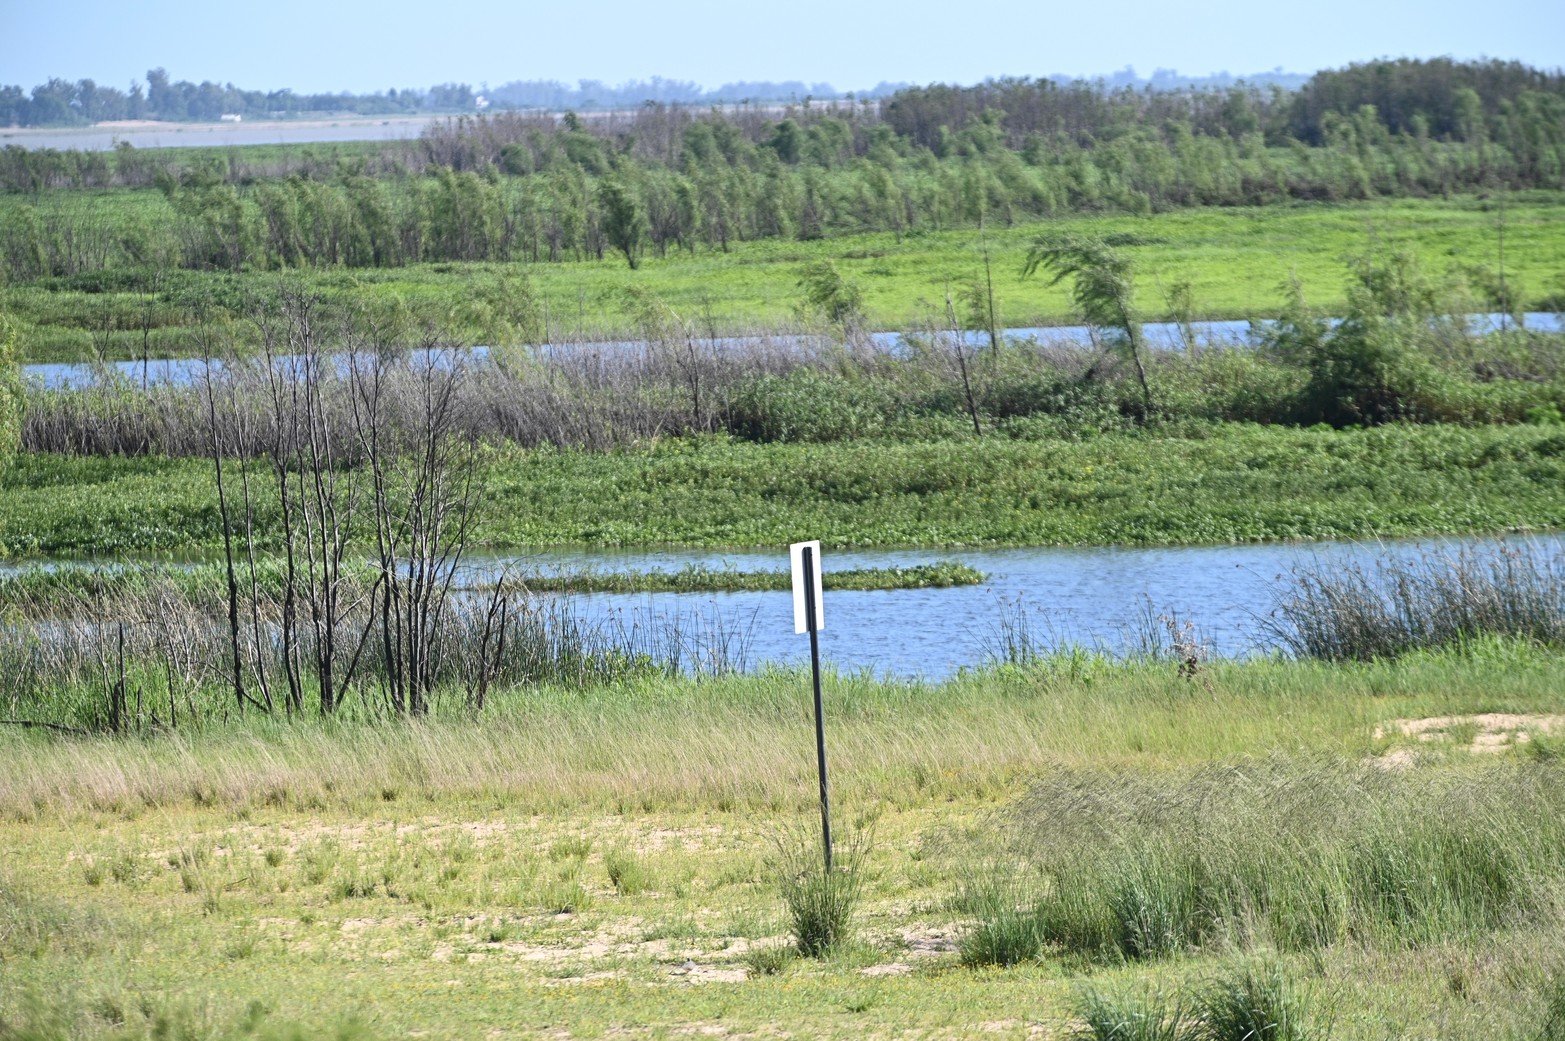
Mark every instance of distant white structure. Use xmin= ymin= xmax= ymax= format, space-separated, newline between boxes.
xmin=474 ymin=95 xmax=490 ymax=110
xmin=219 ymin=113 xmax=243 ymax=122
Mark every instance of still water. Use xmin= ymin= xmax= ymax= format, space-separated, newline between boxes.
xmin=23 ymin=315 xmax=1562 ymax=390
xmin=5 ymin=534 xmax=1555 ymax=677
xmin=0 ymin=117 xmax=438 ymax=152
xmin=465 ymin=534 xmax=1564 ymax=679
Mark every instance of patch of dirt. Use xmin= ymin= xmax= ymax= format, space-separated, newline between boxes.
xmin=899 ymin=924 xmax=959 ymax=957
xmin=860 ymin=962 xmax=913 ymax=977
xmin=670 ymin=961 xmax=747 ymax=983
xmin=543 ymin=970 xmax=623 ymax=986
xmin=1375 ymin=713 xmax=1565 ymax=754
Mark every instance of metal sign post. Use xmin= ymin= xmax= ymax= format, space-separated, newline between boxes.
xmin=790 ymin=540 xmax=832 ymax=872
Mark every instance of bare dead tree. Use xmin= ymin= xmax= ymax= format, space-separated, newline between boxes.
xmin=197 ymin=321 xmax=259 ymax=716
xmin=943 ymin=292 xmax=985 ymax=438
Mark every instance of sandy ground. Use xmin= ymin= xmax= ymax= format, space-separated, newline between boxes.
xmin=1376 ymin=713 xmax=1565 ymax=756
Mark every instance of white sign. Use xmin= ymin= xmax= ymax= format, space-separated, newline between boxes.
xmin=790 ymin=540 xmax=825 ymax=634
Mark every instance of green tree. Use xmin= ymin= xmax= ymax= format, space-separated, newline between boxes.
xmin=1023 ymin=235 xmax=1152 ymax=417
xmin=598 ymin=179 xmax=645 ymax=269
xmin=796 ymin=261 xmax=865 ymax=339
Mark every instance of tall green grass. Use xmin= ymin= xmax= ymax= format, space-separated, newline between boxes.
xmin=961 ymin=759 xmax=1565 ymax=964
xmin=772 ymin=825 xmax=870 ymax=958
xmin=1069 ymin=962 xmax=1320 ymax=1041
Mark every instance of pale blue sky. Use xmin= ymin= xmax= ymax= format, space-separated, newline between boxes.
xmin=2 ymin=0 xmax=1561 ymax=93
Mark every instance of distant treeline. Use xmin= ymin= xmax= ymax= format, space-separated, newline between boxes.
xmin=0 ymin=59 xmax=1560 ymax=281
xmin=883 ymin=58 xmax=1565 ymax=148
xmin=0 ymin=68 xmax=890 ymax=128
xmin=0 ymin=65 xmax=1319 ymax=129
xmin=0 ymin=68 xmax=470 ymax=125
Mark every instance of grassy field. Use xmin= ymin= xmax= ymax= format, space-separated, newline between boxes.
xmin=4 ymin=646 xmax=1565 ymax=1038
xmin=3 ymin=424 xmax=1562 ymax=558
xmin=8 ymin=194 xmax=1564 ymax=363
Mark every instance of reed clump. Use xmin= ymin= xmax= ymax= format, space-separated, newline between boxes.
xmin=1266 ymin=544 xmax=1565 ymax=661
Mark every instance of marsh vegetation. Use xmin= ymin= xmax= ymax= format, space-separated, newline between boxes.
xmin=1 ymin=55 xmax=1563 ymax=1041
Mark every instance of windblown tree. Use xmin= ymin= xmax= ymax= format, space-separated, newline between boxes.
xmin=1023 ymin=235 xmax=1152 ymax=418
xmin=796 ymin=261 xmax=866 ymax=340
xmin=598 ymin=179 xmax=646 ymax=269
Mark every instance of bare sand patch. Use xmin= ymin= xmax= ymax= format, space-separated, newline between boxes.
xmin=1375 ymin=713 xmax=1565 ymax=754
xmin=860 ymin=962 xmax=912 ymax=977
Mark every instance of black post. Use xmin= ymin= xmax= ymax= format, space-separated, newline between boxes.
xmin=803 ymin=545 xmax=832 ymax=872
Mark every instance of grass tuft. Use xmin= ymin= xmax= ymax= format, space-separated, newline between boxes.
xmin=772 ymin=826 xmax=869 ymax=959
xmin=1194 ymin=962 xmax=1318 ymax=1041
xmin=604 ymin=848 xmax=651 ymax=896
xmin=1072 ymin=987 xmax=1193 ymax=1041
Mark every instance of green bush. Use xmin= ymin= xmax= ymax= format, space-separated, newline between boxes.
xmin=727 ymin=368 xmax=893 ymax=442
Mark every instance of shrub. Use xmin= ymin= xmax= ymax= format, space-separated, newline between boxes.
xmin=796 ymin=261 xmax=865 ymax=336
xmin=726 ymin=368 xmax=892 ymax=442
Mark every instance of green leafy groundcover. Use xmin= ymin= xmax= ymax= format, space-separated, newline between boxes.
xmin=513 ymin=561 xmax=985 ymax=593
xmin=0 ymin=560 xmax=985 ymax=608
xmin=1 ymin=423 xmax=1562 ymax=558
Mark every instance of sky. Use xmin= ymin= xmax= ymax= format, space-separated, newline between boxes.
xmin=2 ymin=0 xmax=1562 ymax=94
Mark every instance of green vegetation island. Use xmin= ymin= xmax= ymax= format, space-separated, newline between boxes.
xmin=2 ymin=56 xmax=1565 ymax=1041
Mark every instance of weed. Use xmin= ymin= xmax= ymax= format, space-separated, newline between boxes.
xmin=743 ymin=944 xmax=798 ymax=976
